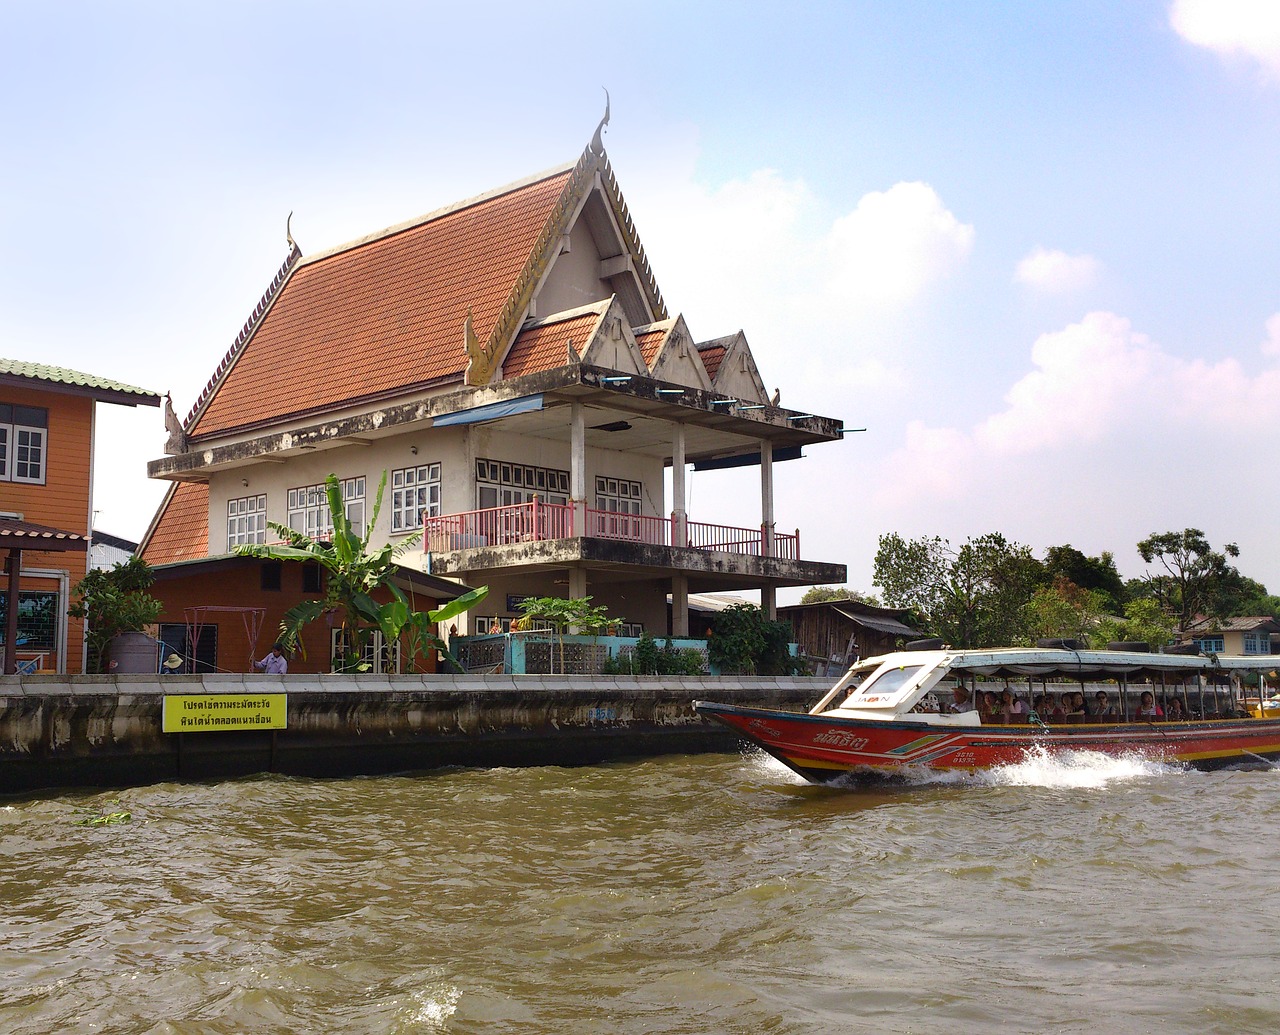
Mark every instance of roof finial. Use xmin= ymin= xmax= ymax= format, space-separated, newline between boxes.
xmin=286 ymin=211 xmax=298 ymax=255
xmin=590 ymin=88 xmax=611 ymax=155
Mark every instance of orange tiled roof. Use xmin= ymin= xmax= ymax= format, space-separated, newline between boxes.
xmin=140 ymin=482 xmax=209 ymax=565
xmin=698 ymin=343 xmax=727 ymax=381
xmin=635 ymin=327 xmax=666 ymax=367
xmin=189 ymin=167 xmax=575 ymax=439
xmin=503 ymin=311 xmax=602 ymax=379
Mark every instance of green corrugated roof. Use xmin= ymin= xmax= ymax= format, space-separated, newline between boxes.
xmin=0 ymin=358 xmax=160 ymax=402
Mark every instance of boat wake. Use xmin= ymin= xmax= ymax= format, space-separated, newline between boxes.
xmin=898 ymin=745 xmax=1187 ymax=790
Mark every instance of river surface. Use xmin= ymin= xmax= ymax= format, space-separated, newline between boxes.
xmin=2 ymin=749 xmax=1278 ymax=1034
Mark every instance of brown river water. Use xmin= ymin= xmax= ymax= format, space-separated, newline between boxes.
xmin=2 ymin=749 xmax=1278 ymax=1034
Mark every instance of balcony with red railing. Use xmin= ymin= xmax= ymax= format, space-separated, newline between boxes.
xmin=423 ymin=500 xmax=800 ymax=560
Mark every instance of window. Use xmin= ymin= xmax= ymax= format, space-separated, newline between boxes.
xmin=302 ymin=563 xmax=324 ymax=594
xmin=391 ymin=463 xmax=441 ymax=532
xmin=157 ymin=623 xmax=219 ymax=674
xmin=1194 ymin=636 xmax=1225 ymax=654
xmin=475 ymin=458 xmax=569 ymax=509
xmin=331 ymin=628 xmax=400 ymax=673
xmin=1244 ymin=633 xmax=1272 ymax=655
xmin=226 ymin=494 xmax=267 ymax=548
xmin=260 ymin=562 xmax=282 ymax=592
xmin=0 ymin=404 xmax=48 ymax=484
xmin=595 ymin=476 xmax=642 ymax=515
xmin=0 ymin=591 xmax=58 ymax=652
xmin=289 ymin=477 xmax=365 ymax=538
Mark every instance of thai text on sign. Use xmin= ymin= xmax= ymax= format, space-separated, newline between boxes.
xmin=162 ymin=694 xmax=287 ymax=733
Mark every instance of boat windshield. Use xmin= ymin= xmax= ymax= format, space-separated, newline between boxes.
xmin=847 ymin=664 xmax=927 ymax=705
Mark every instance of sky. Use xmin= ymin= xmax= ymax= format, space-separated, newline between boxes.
xmin=3 ymin=0 xmax=1278 ymax=599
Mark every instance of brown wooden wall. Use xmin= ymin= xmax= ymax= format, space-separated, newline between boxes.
xmin=1 ymin=387 xmax=96 ymax=673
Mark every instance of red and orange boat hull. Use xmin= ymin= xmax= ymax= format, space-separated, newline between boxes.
xmin=693 ymin=701 xmax=1280 ymax=782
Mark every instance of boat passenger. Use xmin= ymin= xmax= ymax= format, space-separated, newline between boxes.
xmin=1166 ymin=698 xmax=1186 ymax=721
xmin=1094 ymin=691 xmax=1117 ymax=721
xmin=1133 ymin=690 xmax=1164 ymax=721
xmin=979 ymin=690 xmax=1001 ymax=720
xmin=947 ymin=686 xmax=976 ymax=714
xmin=1000 ymin=689 xmax=1028 ymax=723
xmin=1063 ymin=692 xmax=1087 ymax=722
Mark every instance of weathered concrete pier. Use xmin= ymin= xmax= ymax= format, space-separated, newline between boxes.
xmin=0 ymin=673 xmax=829 ymax=794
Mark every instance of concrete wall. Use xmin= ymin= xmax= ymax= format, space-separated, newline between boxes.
xmin=0 ymin=672 xmax=830 ymax=794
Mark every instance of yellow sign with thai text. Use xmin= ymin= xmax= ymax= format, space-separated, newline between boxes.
xmin=162 ymin=694 xmax=287 ymax=733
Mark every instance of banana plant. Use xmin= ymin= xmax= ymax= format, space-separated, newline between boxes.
xmin=236 ymin=471 xmax=487 ymax=672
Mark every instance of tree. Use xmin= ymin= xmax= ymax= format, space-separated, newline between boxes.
xmin=236 ymin=472 xmax=487 ymax=671
xmin=873 ymin=532 xmax=1045 ymax=647
xmin=1136 ymin=528 xmax=1241 ymax=629
xmin=799 ymin=586 xmax=881 ymax=605
xmin=516 ymin=595 xmax=613 ymax=674
xmin=67 ymin=557 xmax=164 ymax=674
xmin=1021 ymin=578 xmax=1113 ymax=645
xmin=1042 ymin=545 xmax=1127 ymax=611
xmin=1094 ymin=598 xmax=1176 ymax=652
xmin=708 ymin=603 xmax=802 ymax=675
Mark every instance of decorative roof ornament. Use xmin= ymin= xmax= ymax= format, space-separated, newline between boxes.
xmin=163 ymin=393 xmax=187 ymax=455
xmin=590 ymin=88 xmax=610 ymax=156
xmin=286 ymin=211 xmax=299 ymax=256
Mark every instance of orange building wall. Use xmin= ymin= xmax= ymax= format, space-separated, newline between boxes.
xmin=1 ymin=387 xmax=96 ymax=673
xmin=152 ymin=560 xmax=443 ymax=675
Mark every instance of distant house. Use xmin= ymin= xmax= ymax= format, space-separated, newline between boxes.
xmin=1178 ymin=615 xmax=1279 ymax=657
xmin=0 ymin=359 xmax=160 ymax=673
xmin=90 ymin=530 xmax=138 ymax=571
xmin=142 ymin=129 xmax=847 ymax=665
xmin=777 ymin=598 xmax=921 ymax=674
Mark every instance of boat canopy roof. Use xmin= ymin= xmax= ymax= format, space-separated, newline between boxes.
xmin=815 ymin=647 xmax=1277 ymax=718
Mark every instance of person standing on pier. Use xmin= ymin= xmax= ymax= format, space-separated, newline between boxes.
xmin=253 ymin=642 xmax=288 ymax=675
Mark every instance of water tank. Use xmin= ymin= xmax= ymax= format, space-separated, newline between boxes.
xmin=109 ymin=632 xmax=158 ymax=673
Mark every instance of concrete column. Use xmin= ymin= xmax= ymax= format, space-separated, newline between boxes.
xmin=761 ymin=584 xmax=777 ymax=622
xmin=568 ymin=567 xmax=587 ymax=601
xmin=760 ymin=438 xmax=775 ymax=557
xmin=671 ymin=573 xmax=689 ymax=637
xmin=671 ymin=423 xmax=687 ymax=548
xmin=570 ymin=400 xmax=586 ymax=536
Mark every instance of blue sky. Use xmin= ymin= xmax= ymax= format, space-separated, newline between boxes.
xmin=3 ymin=1 xmax=1278 ymax=596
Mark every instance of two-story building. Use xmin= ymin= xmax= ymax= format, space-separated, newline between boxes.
xmin=1 ymin=359 xmax=160 ymax=673
xmin=142 ymin=131 xmax=847 ymax=668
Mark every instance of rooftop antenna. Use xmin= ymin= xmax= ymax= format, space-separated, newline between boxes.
xmin=590 ymin=88 xmax=610 ymax=155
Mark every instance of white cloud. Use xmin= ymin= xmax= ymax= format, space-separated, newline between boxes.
xmin=1170 ymin=0 xmax=1280 ymax=80
xmin=1262 ymin=312 xmax=1280 ymax=356
xmin=855 ymin=312 xmax=1280 ymax=587
xmin=1014 ymin=247 xmax=1100 ymax=293
xmin=826 ymin=182 xmax=975 ymax=308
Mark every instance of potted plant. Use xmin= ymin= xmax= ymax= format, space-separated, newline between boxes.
xmin=68 ymin=557 xmax=165 ymax=673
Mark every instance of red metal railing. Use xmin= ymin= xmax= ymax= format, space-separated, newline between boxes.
xmin=425 ymin=502 xmax=801 ymax=559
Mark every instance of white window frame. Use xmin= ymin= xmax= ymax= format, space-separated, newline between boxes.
xmin=331 ymin=628 xmax=401 ymax=673
xmin=0 ymin=404 xmax=48 ymax=484
xmin=475 ymin=458 xmax=569 ymax=510
xmin=289 ymin=477 xmax=365 ymax=538
xmin=595 ymin=475 xmax=642 ymax=515
xmin=391 ymin=463 xmax=441 ymax=533
xmin=226 ymin=494 xmax=267 ymax=549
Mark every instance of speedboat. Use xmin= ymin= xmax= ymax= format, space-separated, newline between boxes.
xmin=694 ymin=646 xmax=1280 ymax=782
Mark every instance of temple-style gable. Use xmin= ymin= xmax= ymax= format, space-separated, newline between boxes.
xmin=643 ymin=315 xmax=713 ymax=391
xmin=698 ymin=332 xmax=769 ymax=404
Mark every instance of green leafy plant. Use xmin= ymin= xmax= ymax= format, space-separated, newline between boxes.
xmin=516 ymin=596 xmax=613 ymax=674
xmin=236 ymin=472 xmax=487 ymax=672
xmin=67 ymin=557 xmax=164 ymax=674
xmin=707 ymin=603 xmax=801 ymax=675
xmin=73 ymin=799 xmax=132 ymax=826
xmin=605 ymin=632 xmax=706 ymax=675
